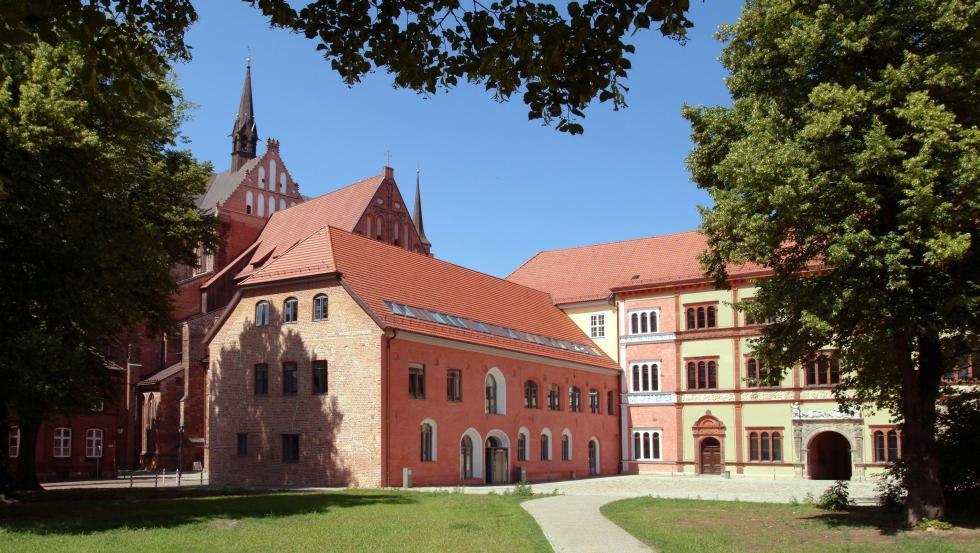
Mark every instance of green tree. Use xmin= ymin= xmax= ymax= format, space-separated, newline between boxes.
xmin=0 ymin=37 xmax=216 ymax=490
xmin=684 ymin=0 xmax=978 ymax=524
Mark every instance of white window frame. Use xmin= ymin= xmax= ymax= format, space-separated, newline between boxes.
xmin=420 ymin=419 xmax=438 ymax=462
xmin=629 ymin=360 xmax=662 ymax=392
xmin=632 ymin=428 xmax=663 ymax=461
xmin=628 ymin=308 xmax=659 ymax=335
xmin=54 ymin=427 xmax=72 ymax=458
xmin=589 ymin=313 xmax=606 ymax=338
xmin=255 ymin=301 xmax=270 ymax=326
xmin=85 ymin=428 xmax=104 ymax=458
xmin=8 ymin=426 xmax=19 ymax=458
xmin=561 ymin=429 xmax=573 ymax=461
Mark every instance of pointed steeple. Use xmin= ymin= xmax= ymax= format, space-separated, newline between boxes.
xmin=413 ymin=169 xmax=432 ymax=255
xmin=230 ymin=58 xmax=259 ymax=171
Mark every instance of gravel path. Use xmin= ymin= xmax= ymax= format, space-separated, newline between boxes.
xmin=522 ymin=494 xmax=654 ymax=553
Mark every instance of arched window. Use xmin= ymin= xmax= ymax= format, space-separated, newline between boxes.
xmin=517 ymin=430 xmax=529 ymax=461
xmin=258 ymin=166 xmax=265 ymax=189
xmin=697 ymin=361 xmax=707 ymax=389
xmin=642 ymin=365 xmax=650 ymax=390
xmin=279 ymin=172 xmax=286 ymax=194
xmin=485 ymin=374 xmax=498 ymax=414
xmin=540 ymin=430 xmax=552 ymax=461
xmin=569 ymin=387 xmax=582 ymax=412
xmin=461 ymin=435 xmax=474 ymax=478
xmin=687 ymin=362 xmax=696 ymax=389
xmin=686 ymin=308 xmax=696 ymax=329
xmin=747 ymin=430 xmax=783 ymax=462
xmin=255 ymin=301 xmax=270 ymax=326
xmin=887 ymin=430 xmax=899 ymax=461
xmin=257 ymin=193 xmax=264 ymax=217
xmin=806 ymin=353 xmax=841 ymax=386
xmin=707 ymin=306 xmax=717 ymax=327
xmin=524 ymin=381 xmax=538 ymax=409
xmin=630 ymin=313 xmax=639 ymax=334
xmin=420 ymin=421 xmax=435 ymax=462
xmin=760 ymin=432 xmax=770 ymax=460
xmin=632 ymin=429 xmax=662 ymax=460
xmin=53 ymin=427 xmax=71 ymax=458
xmin=376 ymin=218 xmax=383 ymax=240
xmin=268 ymin=195 xmax=275 ymax=215
xmin=283 ymin=297 xmax=298 ymax=324
xmin=366 ymin=216 xmax=372 ymax=238
xmin=245 ymin=191 xmax=253 ymax=214
xmin=697 ymin=307 xmax=706 ymax=328
xmin=749 ymin=432 xmax=759 ymax=461
xmin=85 ymin=429 xmax=103 ymax=458
xmin=632 ymin=365 xmax=640 ymax=390
xmin=561 ymin=431 xmax=572 ymax=461
xmin=747 ymin=358 xmax=758 ymax=381
xmin=629 ymin=309 xmax=658 ymax=334
xmin=708 ymin=361 xmax=717 ymax=388
xmin=772 ymin=432 xmax=782 ymax=461
xmin=640 ymin=312 xmax=648 ymax=333
xmin=269 ymin=159 xmax=277 ymax=191
xmin=313 ymin=294 xmax=328 ymax=321
xmin=548 ymin=384 xmax=561 ymax=410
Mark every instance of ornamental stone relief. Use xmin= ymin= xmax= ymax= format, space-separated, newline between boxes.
xmin=799 ymin=389 xmax=835 ymax=400
xmin=740 ymin=390 xmax=795 ymax=402
xmin=682 ymin=393 xmax=737 ymax=403
xmin=626 ymin=392 xmax=678 ymax=405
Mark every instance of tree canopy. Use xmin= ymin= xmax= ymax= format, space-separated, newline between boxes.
xmin=0 ymin=34 xmax=216 ymax=489
xmin=685 ymin=0 xmax=978 ymax=523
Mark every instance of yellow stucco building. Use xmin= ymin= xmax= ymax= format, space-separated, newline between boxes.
xmin=508 ymin=230 xmax=903 ymax=480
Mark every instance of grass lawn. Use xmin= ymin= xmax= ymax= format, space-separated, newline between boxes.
xmin=0 ymin=488 xmax=551 ymax=553
xmin=601 ymin=497 xmax=980 ymax=553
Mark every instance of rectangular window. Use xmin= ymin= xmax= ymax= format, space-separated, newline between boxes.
xmin=686 ymin=359 xmax=719 ymax=390
xmin=607 ymin=391 xmax=615 ymax=416
xmin=53 ymin=427 xmax=71 ymax=458
xmin=628 ymin=309 xmax=659 ymax=334
xmin=254 ymin=363 xmax=269 ymax=395
xmin=589 ymin=313 xmax=606 ymax=338
xmin=409 ymin=364 xmax=425 ymax=399
xmin=193 ymin=245 xmax=213 ymax=275
xmin=312 ymin=361 xmax=328 ymax=395
xmin=282 ymin=362 xmax=298 ymax=395
xmin=446 ymin=369 xmax=462 ymax=402
xmin=85 ymin=429 xmax=103 ymax=458
xmin=8 ymin=426 xmax=20 ymax=458
xmin=282 ymin=434 xmax=300 ymax=463
xmin=746 ymin=430 xmax=783 ymax=462
xmin=589 ymin=390 xmax=600 ymax=414
xmin=632 ymin=429 xmax=662 ymax=461
xmin=684 ymin=303 xmax=719 ymax=330
xmin=237 ymin=433 xmax=248 ymax=457
xmin=805 ymin=354 xmax=840 ymax=386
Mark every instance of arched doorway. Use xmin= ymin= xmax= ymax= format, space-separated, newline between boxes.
xmin=808 ymin=431 xmax=852 ymax=480
xmin=485 ymin=436 xmax=509 ymax=484
xmin=588 ymin=439 xmax=599 ymax=476
xmin=700 ymin=437 xmax=722 ymax=475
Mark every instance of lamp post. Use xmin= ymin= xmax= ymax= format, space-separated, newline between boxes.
xmin=177 ymin=424 xmax=185 ymax=473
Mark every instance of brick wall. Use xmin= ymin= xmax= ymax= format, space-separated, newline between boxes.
xmin=207 ymin=277 xmax=383 ymax=487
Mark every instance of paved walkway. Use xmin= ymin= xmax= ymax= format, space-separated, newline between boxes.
xmin=522 ymin=494 xmax=653 ymax=553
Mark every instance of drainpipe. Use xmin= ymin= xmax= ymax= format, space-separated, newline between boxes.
xmin=616 ymin=294 xmax=630 ymax=474
xmin=382 ymin=328 xmax=395 ymax=487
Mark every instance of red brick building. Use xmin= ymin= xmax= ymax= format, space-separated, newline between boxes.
xmin=10 ymin=61 xmax=434 ymax=480
xmin=204 ymin=227 xmax=621 ymax=487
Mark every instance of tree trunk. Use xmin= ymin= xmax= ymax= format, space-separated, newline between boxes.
xmin=898 ymin=331 xmax=946 ymax=524
xmin=14 ymin=417 xmax=41 ymax=491
xmin=0 ymin=405 xmax=12 ymax=497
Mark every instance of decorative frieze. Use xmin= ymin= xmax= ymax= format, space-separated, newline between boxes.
xmin=626 ymin=392 xmax=677 ymax=405
xmin=620 ymin=332 xmax=676 ymax=345
xmin=799 ymin=389 xmax=835 ymax=400
xmin=740 ymin=390 xmax=795 ymax=402
xmin=681 ymin=392 xmax=737 ymax=403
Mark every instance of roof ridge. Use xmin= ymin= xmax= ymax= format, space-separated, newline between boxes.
xmin=530 ymin=228 xmax=704 ymax=256
xmin=327 ymin=227 xmax=560 ymax=300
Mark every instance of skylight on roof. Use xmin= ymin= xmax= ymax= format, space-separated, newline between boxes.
xmin=382 ymin=301 xmax=599 ymax=356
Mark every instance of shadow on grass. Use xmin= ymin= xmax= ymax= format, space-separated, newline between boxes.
xmin=805 ymin=506 xmax=980 ymax=535
xmin=0 ymin=488 xmax=414 ymax=535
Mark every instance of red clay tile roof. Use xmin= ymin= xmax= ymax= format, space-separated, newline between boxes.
xmin=507 ymin=230 xmax=766 ymax=304
xmin=235 ymin=173 xmax=383 ymax=281
xmin=240 ymin=226 xmax=617 ymax=369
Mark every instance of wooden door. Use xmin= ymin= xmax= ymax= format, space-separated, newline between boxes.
xmin=491 ymin=448 xmax=509 ymax=483
xmin=700 ymin=438 xmax=722 ymax=475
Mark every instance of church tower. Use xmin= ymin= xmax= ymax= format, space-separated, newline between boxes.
xmin=413 ymin=170 xmax=432 ymax=256
xmin=230 ymin=60 xmax=258 ymax=171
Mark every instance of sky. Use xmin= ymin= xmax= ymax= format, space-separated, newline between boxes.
xmin=175 ymin=1 xmax=743 ymax=277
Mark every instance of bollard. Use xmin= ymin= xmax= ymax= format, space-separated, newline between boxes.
xmin=200 ymin=471 xmax=204 ymax=485
xmin=155 ymin=473 xmax=159 ymax=488
xmin=177 ymin=469 xmax=182 ymax=487
xmin=402 ymin=467 xmax=412 ymax=489
xmin=129 ymin=472 xmax=134 ymax=488
xmin=163 ymin=468 xmax=167 ymax=486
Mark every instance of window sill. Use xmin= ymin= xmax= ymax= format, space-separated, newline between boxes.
xmin=409 ymin=396 xmax=426 ymax=400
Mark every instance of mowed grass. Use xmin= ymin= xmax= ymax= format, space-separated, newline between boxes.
xmin=601 ymin=497 xmax=980 ymax=553
xmin=0 ymin=488 xmax=551 ymax=553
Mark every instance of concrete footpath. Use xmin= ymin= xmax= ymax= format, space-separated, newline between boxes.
xmin=522 ymin=494 xmax=653 ymax=553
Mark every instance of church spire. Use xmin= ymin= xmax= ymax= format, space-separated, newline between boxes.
xmin=230 ymin=58 xmax=258 ymax=171
xmin=413 ymin=169 xmax=432 ymax=255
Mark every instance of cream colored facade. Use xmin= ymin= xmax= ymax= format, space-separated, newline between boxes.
xmin=559 ymin=281 xmax=899 ymax=481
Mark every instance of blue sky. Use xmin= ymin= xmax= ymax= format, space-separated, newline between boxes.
xmin=175 ymin=2 xmax=742 ymax=277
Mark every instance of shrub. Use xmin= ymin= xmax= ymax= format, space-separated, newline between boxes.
xmin=512 ymin=479 xmax=534 ymax=497
xmin=875 ymin=473 xmax=905 ymax=512
xmin=915 ymin=518 xmax=953 ymax=531
xmin=816 ymin=481 xmax=851 ymax=511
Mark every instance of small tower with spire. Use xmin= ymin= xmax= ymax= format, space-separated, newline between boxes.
xmin=413 ymin=169 xmax=432 ymax=256
xmin=230 ymin=58 xmax=258 ymax=171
